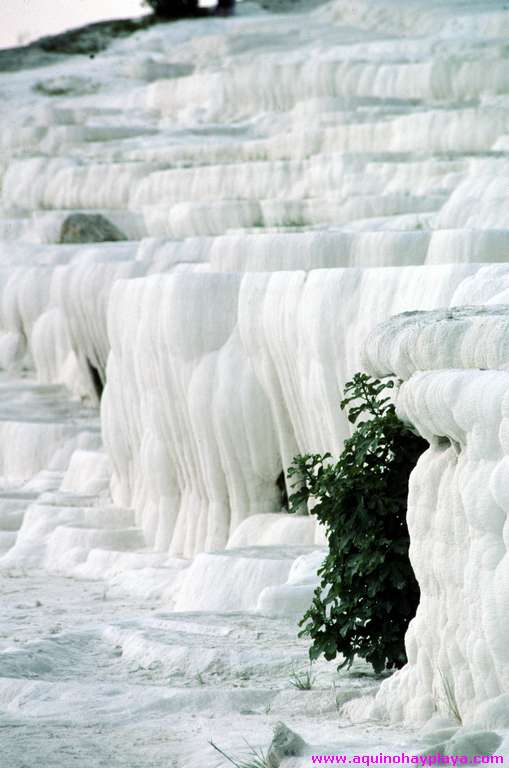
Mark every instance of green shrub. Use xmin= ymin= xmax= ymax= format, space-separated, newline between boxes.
xmin=144 ymin=0 xmax=199 ymax=18
xmin=287 ymin=373 xmax=426 ymax=674
xmin=144 ymin=0 xmax=235 ymax=18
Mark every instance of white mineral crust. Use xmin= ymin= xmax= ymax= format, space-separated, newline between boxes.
xmin=363 ymin=307 xmax=509 ymax=727
xmin=1 ymin=0 xmax=509 ymax=760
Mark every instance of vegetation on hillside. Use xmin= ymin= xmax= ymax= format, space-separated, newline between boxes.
xmin=288 ymin=373 xmax=426 ymax=674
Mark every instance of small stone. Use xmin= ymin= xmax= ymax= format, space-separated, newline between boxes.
xmin=267 ymin=722 xmax=306 ymax=768
xmin=34 ymin=75 xmax=99 ymax=96
xmin=59 ymin=213 xmax=127 ymax=244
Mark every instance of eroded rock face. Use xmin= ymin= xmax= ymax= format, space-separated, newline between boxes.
xmin=59 ymin=214 xmax=127 ymax=244
xmin=363 ymin=308 xmax=509 ymax=727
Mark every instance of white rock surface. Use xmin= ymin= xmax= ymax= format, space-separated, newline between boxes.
xmin=0 ymin=0 xmax=509 ymax=762
xmin=363 ymin=307 xmax=509 ymax=727
xmin=102 ymin=264 xmax=482 ymax=556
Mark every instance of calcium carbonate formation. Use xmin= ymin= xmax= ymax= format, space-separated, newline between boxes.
xmin=363 ymin=307 xmax=509 ymax=729
xmin=1 ymin=0 xmax=509 ymax=728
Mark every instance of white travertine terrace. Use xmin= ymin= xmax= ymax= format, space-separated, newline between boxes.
xmin=363 ymin=307 xmax=509 ymax=728
xmin=1 ymin=0 xmax=509 ymax=737
xmin=104 ymin=264 xmax=498 ymax=556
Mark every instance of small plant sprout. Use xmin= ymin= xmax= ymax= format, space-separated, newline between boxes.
xmin=439 ymin=670 xmax=462 ymax=725
xmin=209 ymin=739 xmax=270 ymax=768
xmin=289 ymin=661 xmax=315 ymax=690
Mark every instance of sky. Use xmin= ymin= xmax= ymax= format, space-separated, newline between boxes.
xmin=0 ymin=0 xmax=149 ymax=49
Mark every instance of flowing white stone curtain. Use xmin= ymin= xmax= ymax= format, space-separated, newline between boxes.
xmin=103 ymin=263 xmax=482 ymax=557
xmin=363 ymin=307 xmax=509 ymax=727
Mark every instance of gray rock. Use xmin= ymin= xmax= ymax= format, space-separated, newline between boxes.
xmin=445 ymin=730 xmax=503 ymax=761
xmin=59 ymin=214 xmax=127 ymax=244
xmin=423 ymin=730 xmax=503 ymax=764
xmin=267 ymin=722 xmax=306 ymax=768
xmin=34 ymin=75 xmax=99 ymax=97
